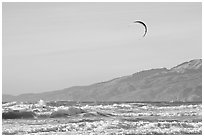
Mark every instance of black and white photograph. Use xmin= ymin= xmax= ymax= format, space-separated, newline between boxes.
xmin=2 ymin=1 xmax=202 ymax=135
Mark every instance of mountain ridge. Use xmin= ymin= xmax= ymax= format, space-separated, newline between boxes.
xmin=2 ymin=59 xmax=202 ymax=102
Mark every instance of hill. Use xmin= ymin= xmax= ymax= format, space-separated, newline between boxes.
xmin=2 ymin=59 xmax=202 ymax=102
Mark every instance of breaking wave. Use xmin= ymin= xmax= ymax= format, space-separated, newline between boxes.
xmin=2 ymin=101 xmax=202 ymax=135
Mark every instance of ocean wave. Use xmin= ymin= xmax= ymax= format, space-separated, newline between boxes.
xmin=2 ymin=101 xmax=202 ymax=135
xmin=2 ymin=118 xmax=202 ymax=135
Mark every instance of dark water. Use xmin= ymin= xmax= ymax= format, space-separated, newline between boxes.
xmin=2 ymin=101 xmax=202 ymax=135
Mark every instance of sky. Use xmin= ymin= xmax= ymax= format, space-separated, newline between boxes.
xmin=2 ymin=2 xmax=202 ymax=95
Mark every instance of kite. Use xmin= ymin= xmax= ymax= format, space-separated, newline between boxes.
xmin=134 ymin=20 xmax=147 ymax=37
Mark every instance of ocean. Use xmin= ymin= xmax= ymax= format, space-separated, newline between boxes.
xmin=2 ymin=101 xmax=202 ymax=135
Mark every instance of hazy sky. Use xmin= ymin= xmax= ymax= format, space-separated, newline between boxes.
xmin=3 ymin=2 xmax=202 ymax=95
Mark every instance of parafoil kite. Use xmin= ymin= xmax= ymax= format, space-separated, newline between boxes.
xmin=134 ymin=20 xmax=147 ymax=37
